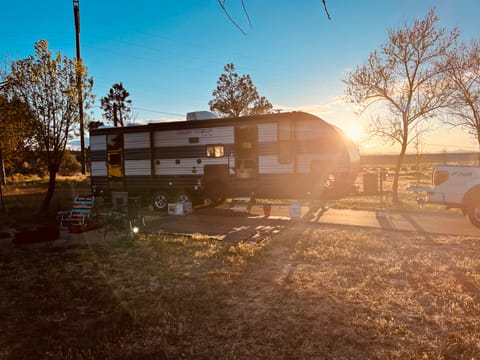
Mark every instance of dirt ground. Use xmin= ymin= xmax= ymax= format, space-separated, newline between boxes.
xmin=0 ymin=203 xmax=306 ymax=246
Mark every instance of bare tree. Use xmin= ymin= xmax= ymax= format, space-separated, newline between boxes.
xmin=344 ymin=9 xmax=459 ymax=203
xmin=8 ymin=40 xmax=94 ymax=211
xmin=443 ymin=39 xmax=480 ymax=162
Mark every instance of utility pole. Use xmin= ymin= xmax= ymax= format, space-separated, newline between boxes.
xmin=73 ymin=0 xmax=86 ymax=174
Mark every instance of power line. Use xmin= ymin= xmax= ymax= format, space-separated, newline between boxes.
xmin=131 ymin=107 xmax=184 ymax=118
xmin=92 ymin=105 xmax=184 ymax=118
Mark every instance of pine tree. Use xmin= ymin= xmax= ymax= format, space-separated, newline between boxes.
xmin=209 ymin=63 xmax=273 ymax=117
xmin=100 ymin=82 xmax=132 ymax=127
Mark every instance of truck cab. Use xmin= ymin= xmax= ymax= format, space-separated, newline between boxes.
xmin=408 ymin=165 xmax=480 ymax=228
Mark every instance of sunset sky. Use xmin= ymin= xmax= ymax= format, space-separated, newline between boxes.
xmin=1 ymin=0 xmax=479 ymax=154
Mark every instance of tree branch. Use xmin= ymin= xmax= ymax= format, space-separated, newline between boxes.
xmin=241 ymin=0 xmax=253 ymax=29
xmin=217 ymin=0 xmax=247 ymax=35
xmin=322 ymin=0 xmax=331 ymax=20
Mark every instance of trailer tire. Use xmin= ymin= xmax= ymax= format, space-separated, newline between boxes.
xmin=174 ymin=191 xmax=192 ymax=205
xmin=152 ymin=191 xmax=169 ymax=211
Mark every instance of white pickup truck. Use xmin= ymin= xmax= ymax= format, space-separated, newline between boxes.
xmin=407 ymin=165 xmax=480 ymax=229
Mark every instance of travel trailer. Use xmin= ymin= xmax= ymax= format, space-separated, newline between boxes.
xmin=89 ymin=111 xmax=360 ymax=210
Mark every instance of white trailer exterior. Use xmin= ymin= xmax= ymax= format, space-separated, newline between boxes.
xmin=89 ymin=111 xmax=360 ymax=210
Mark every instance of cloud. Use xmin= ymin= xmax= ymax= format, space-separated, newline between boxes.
xmin=273 ymin=102 xmax=335 ymax=117
xmin=273 ymin=96 xmax=358 ymax=119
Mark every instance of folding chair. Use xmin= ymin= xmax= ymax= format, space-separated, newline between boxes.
xmin=57 ymin=194 xmax=95 ymax=230
xmin=104 ymin=192 xmax=145 ymax=239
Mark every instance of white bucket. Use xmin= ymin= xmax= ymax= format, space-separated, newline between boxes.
xmin=289 ymin=202 xmax=301 ymax=219
xmin=175 ymin=203 xmax=184 ymax=215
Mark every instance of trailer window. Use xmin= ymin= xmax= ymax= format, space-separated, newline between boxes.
xmin=107 ymin=134 xmax=123 ymax=150
xmin=206 ymin=144 xmax=224 ymax=158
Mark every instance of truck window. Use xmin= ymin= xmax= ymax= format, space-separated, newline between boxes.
xmin=433 ymin=170 xmax=449 ymax=186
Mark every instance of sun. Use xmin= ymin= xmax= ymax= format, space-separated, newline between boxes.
xmin=343 ymin=123 xmax=363 ymax=142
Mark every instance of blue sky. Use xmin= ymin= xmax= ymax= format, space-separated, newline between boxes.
xmin=1 ymin=0 xmax=479 ymax=153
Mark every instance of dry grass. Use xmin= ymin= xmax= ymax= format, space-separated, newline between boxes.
xmin=1 ymin=175 xmax=90 ymax=226
xmin=1 ymin=167 xmax=478 ymax=358
xmin=1 ymin=224 xmax=480 ymax=359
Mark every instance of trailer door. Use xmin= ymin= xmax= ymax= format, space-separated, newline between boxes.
xmin=235 ymin=124 xmax=258 ymax=179
xmin=107 ymin=133 xmax=124 ymax=189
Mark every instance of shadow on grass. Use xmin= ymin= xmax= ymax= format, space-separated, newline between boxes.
xmin=0 ymin=243 xmax=140 ymax=359
xmin=2 ymin=222 xmax=480 ymax=359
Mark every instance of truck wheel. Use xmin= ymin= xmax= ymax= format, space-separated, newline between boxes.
xmin=466 ymin=206 xmax=480 ymax=229
xmin=152 ymin=191 xmax=169 ymax=211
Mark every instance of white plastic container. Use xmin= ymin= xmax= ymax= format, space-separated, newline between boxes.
xmin=175 ymin=203 xmax=184 ymax=215
xmin=168 ymin=203 xmax=177 ymax=215
xmin=168 ymin=202 xmax=193 ymax=215
xmin=289 ymin=202 xmax=301 ymax=219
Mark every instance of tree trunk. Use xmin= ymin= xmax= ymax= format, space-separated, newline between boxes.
xmin=392 ymin=142 xmax=408 ymax=204
xmin=0 ymin=148 xmax=5 ymax=186
xmin=477 ymin=134 xmax=480 ymax=167
xmin=113 ymin=103 xmax=118 ymax=127
xmin=41 ymin=166 xmax=57 ymax=213
xmin=0 ymin=148 xmax=5 ymax=211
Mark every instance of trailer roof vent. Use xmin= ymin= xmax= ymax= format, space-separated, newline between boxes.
xmin=186 ymin=111 xmax=218 ymax=121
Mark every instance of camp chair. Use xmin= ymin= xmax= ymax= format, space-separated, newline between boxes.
xmin=57 ymin=194 xmax=95 ymax=230
xmin=104 ymin=191 xmax=145 ymax=239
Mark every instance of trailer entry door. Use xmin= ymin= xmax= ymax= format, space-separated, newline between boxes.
xmin=107 ymin=134 xmax=124 ymax=188
xmin=235 ymin=125 xmax=258 ymax=179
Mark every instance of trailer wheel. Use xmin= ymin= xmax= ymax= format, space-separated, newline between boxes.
xmin=152 ymin=191 xmax=169 ymax=211
xmin=174 ymin=191 xmax=192 ymax=204
xmin=466 ymin=206 xmax=480 ymax=229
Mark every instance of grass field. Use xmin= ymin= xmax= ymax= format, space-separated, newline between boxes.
xmin=1 ymin=224 xmax=479 ymax=359
xmin=1 ymin=168 xmax=479 ymax=358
